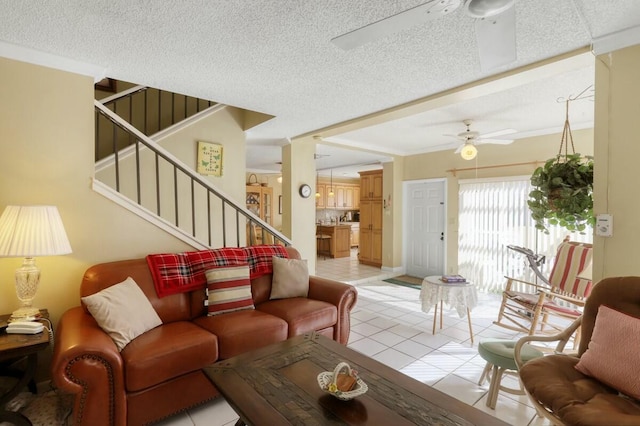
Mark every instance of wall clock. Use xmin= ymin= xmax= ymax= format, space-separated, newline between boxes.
xmin=299 ymin=184 xmax=312 ymax=198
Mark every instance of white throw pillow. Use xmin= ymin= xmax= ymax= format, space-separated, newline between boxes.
xmin=82 ymin=277 xmax=162 ymax=351
xmin=269 ymin=256 xmax=309 ymax=299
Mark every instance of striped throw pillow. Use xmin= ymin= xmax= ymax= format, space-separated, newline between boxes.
xmin=205 ymin=265 xmax=254 ymax=316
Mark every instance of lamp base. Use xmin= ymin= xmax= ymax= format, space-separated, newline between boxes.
xmin=10 ymin=306 xmax=41 ymax=321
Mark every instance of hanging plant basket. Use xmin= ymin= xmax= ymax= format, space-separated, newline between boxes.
xmin=527 ymin=99 xmax=595 ymax=234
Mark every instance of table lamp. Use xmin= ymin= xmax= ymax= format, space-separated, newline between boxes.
xmin=0 ymin=205 xmax=72 ymax=320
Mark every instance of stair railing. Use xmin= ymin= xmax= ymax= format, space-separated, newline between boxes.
xmin=94 ymin=100 xmax=291 ymax=249
xmin=96 ymin=84 xmax=216 ymax=162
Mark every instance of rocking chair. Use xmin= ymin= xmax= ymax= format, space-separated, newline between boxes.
xmin=494 ymin=240 xmax=593 ymax=337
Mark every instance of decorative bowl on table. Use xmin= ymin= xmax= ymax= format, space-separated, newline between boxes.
xmin=317 ymin=362 xmax=368 ymax=401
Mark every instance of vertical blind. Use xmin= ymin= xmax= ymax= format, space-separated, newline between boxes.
xmin=458 ymin=177 xmax=593 ymax=293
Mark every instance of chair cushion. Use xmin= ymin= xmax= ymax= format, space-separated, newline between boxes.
xmin=478 ymin=339 xmax=543 ymax=370
xmin=520 ymin=354 xmax=640 ymax=425
xmin=121 ymin=321 xmax=218 ymax=392
xmin=549 ymin=241 xmax=593 ymax=297
xmin=257 ymin=298 xmax=337 ymax=337
xmin=193 ymin=310 xmax=287 ymax=359
xmin=506 ymin=291 xmax=582 ymax=316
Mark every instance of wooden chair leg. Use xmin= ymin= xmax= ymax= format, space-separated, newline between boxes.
xmin=495 ymin=279 xmax=513 ymax=324
xmin=478 ymin=362 xmax=492 ymax=385
xmin=529 ymin=292 xmax=546 ymax=335
xmin=487 ymin=365 xmax=504 ymax=409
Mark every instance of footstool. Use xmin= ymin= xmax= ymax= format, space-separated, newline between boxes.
xmin=477 ymin=339 xmax=544 ymax=409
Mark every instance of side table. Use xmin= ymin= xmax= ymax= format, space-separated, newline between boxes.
xmin=0 ymin=312 xmax=50 ymax=426
xmin=420 ymin=276 xmax=478 ymax=343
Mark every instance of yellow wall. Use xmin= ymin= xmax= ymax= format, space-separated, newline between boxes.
xmin=593 ymin=44 xmax=640 ymax=280
xmin=0 ymin=58 xmax=248 ymax=380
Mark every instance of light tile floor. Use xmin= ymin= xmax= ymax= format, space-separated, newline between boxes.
xmin=156 ymin=249 xmax=554 ymax=426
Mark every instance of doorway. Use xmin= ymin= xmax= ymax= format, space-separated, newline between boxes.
xmin=404 ymin=179 xmax=446 ymax=277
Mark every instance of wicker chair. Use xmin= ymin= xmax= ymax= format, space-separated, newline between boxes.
xmin=514 ymin=276 xmax=640 ymax=425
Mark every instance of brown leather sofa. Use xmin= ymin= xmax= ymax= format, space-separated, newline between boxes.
xmin=51 ymin=246 xmax=357 ymax=426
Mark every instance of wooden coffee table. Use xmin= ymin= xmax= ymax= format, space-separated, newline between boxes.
xmin=205 ymin=333 xmax=509 ymax=426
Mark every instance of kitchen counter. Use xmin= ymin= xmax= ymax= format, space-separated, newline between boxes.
xmin=316 ymin=225 xmax=351 ymax=258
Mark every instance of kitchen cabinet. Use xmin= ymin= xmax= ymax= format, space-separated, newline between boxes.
xmin=336 ymin=185 xmax=355 ymax=209
xmin=315 ymin=184 xmax=326 ymax=208
xmin=316 ymin=182 xmax=359 ymax=210
xmin=358 ymin=170 xmax=382 ymax=267
xmin=316 ymin=225 xmax=351 ymax=258
xmin=325 ymin=185 xmax=336 ymax=208
xmin=360 ymin=170 xmax=383 ymax=200
xmin=348 ymin=223 xmax=360 ymax=247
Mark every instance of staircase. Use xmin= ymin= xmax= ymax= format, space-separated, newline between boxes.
xmin=93 ymin=84 xmax=290 ymax=249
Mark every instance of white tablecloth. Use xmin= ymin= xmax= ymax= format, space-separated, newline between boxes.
xmin=420 ymin=276 xmax=478 ymax=318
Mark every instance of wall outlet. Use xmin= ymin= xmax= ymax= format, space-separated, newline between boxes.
xmin=596 ymin=214 xmax=613 ymax=237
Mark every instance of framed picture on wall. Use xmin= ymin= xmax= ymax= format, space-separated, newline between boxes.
xmin=279 ymin=195 xmax=283 ymax=214
xmin=197 ymin=141 xmax=223 ymax=176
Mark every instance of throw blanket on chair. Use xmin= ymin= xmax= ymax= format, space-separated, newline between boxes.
xmin=147 ymin=245 xmax=289 ymax=297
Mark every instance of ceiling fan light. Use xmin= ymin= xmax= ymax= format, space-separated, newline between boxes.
xmin=460 ymin=143 xmax=478 ymax=160
xmin=464 ymin=0 xmax=514 ymax=19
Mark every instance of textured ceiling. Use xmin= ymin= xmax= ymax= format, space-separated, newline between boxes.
xmin=1 ymin=1 xmax=640 ymax=176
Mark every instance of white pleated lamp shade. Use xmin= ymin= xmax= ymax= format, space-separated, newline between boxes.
xmin=0 ymin=205 xmax=72 ymax=257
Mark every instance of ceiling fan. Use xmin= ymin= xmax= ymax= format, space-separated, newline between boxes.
xmin=331 ymin=0 xmax=516 ymax=71
xmin=449 ymin=119 xmax=516 ymax=160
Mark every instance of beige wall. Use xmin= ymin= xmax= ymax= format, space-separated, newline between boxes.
xmin=383 ymin=158 xmax=404 ymax=270
xmin=282 ymin=141 xmax=317 ymax=270
xmin=593 ymin=44 xmax=640 ymax=280
xmin=402 ymin=129 xmax=594 ymax=272
xmin=0 ymin=58 xmax=248 ymax=378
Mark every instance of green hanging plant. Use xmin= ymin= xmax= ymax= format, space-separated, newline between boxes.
xmin=527 ymin=98 xmax=595 ymax=234
xmin=528 ymin=153 xmax=594 ymax=233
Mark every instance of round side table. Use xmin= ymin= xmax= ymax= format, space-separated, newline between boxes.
xmin=420 ymin=276 xmax=478 ymax=343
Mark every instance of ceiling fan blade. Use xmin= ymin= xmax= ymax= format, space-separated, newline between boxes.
xmin=474 ymin=6 xmax=516 ymax=71
xmin=331 ymin=0 xmax=461 ymax=50
xmin=479 ymin=128 xmax=517 ymax=138
xmin=444 ymin=133 xmax=463 ymax=140
xmin=454 ymin=144 xmax=464 ymax=153
xmin=476 ymin=138 xmax=514 ymax=145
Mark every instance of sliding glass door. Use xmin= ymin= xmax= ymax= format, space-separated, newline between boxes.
xmin=458 ymin=177 xmax=592 ymax=293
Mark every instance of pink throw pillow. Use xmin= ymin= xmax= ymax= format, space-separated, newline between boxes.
xmin=575 ymin=305 xmax=640 ymax=399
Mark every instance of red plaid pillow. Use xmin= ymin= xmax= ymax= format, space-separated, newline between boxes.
xmin=146 ymin=253 xmax=197 ymax=298
xmin=244 ymin=245 xmax=289 ymax=278
xmin=185 ymin=248 xmax=248 ymax=287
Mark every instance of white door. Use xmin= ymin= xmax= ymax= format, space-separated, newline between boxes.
xmin=405 ymin=180 xmax=445 ymax=278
